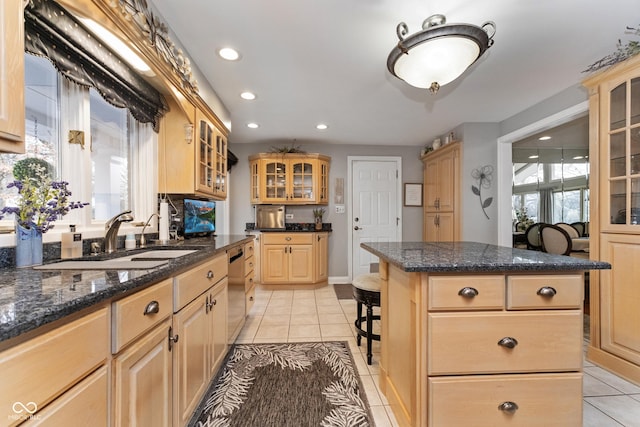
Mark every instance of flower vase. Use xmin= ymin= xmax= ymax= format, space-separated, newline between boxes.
xmin=315 ymin=219 xmax=323 ymax=230
xmin=15 ymin=224 xmax=43 ymax=268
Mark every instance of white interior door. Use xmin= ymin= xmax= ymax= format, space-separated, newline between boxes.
xmin=349 ymin=157 xmax=401 ymax=279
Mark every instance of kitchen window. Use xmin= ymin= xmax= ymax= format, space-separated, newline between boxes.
xmin=0 ymin=54 xmax=157 ymax=241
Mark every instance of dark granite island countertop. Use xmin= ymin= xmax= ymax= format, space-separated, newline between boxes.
xmin=360 ymin=241 xmax=610 ymax=273
xmin=0 ymin=234 xmax=253 ymax=344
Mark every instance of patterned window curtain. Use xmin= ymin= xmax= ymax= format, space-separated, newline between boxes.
xmin=24 ymin=0 xmax=168 ymax=132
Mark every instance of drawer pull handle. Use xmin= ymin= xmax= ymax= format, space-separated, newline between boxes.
xmin=285 ymin=236 xmax=292 ymax=241
xmin=536 ymin=286 xmax=557 ymax=297
xmin=498 ymin=401 xmax=519 ymax=414
xmin=143 ymin=300 xmax=160 ymax=315
xmin=168 ymin=326 xmax=179 ymax=352
xmin=207 ymin=270 xmax=214 ymax=279
xmin=249 ymin=296 xmax=254 ymax=301
xmin=458 ymin=287 xmax=479 ymax=298
xmin=498 ymin=337 xmax=518 ymax=349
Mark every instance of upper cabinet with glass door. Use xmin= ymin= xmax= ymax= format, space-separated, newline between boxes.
xmin=249 ymin=153 xmax=330 ymax=205
xmin=0 ymin=0 xmax=25 ymax=153
xmin=585 ymin=55 xmax=640 ymax=230
xmin=195 ymin=109 xmax=228 ymax=199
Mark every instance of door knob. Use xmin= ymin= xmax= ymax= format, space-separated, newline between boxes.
xmin=354 ymin=226 xmax=362 ymax=230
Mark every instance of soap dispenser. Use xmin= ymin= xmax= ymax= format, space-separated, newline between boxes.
xmin=61 ymin=225 xmax=83 ymax=259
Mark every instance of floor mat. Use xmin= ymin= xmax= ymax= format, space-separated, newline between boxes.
xmin=189 ymin=341 xmax=373 ymax=426
xmin=333 ymin=283 xmax=353 ymax=300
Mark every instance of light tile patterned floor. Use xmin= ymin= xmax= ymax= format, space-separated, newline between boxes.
xmin=236 ymin=285 xmax=640 ymax=427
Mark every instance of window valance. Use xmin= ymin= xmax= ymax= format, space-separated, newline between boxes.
xmin=24 ymin=0 xmax=168 ymax=132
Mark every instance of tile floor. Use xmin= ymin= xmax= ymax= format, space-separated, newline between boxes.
xmin=235 ymin=285 xmax=640 ymax=427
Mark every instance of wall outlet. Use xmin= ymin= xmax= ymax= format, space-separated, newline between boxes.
xmin=335 ymin=205 xmax=345 ymax=214
xmin=285 ymin=213 xmax=294 ymax=219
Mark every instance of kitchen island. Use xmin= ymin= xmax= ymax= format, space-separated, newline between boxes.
xmin=361 ymin=241 xmax=610 ymax=427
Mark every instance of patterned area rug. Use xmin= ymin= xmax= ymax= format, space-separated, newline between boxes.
xmin=190 ymin=342 xmax=372 ymax=427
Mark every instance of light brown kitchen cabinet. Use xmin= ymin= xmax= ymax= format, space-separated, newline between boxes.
xmin=158 ymin=100 xmax=228 ymax=200
xmin=261 ymin=234 xmax=314 ymax=284
xmin=0 ymin=0 xmax=25 ymax=153
xmin=315 ymin=232 xmax=329 ymax=283
xmin=249 ymin=153 xmax=330 ymax=204
xmin=0 ymin=307 xmax=108 ymax=426
xmin=112 ymin=279 xmax=173 ymax=426
xmin=172 ymin=254 xmax=228 ymax=427
xmin=379 ymin=265 xmax=585 ymax=426
xmin=244 ymin=241 xmax=256 ymax=313
xmin=584 ymin=53 xmax=640 ymax=386
xmin=113 ymin=319 xmax=172 ymax=426
xmin=422 ymin=142 xmax=460 ymax=242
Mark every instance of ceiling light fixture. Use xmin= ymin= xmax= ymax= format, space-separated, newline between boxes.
xmin=218 ymin=47 xmax=240 ymax=61
xmin=247 ymin=123 xmax=259 ymax=129
xmin=538 ymin=136 xmax=552 ymax=141
xmin=240 ymin=91 xmax=256 ymax=100
xmin=387 ymin=14 xmax=496 ymax=94
xmin=316 ymin=124 xmax=328 ymax=130
xmin=528 ymin=155 xmax=539 ymax=159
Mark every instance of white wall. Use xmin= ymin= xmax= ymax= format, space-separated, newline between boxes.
xmin=227 ymin=142 xmax=424 ymax=277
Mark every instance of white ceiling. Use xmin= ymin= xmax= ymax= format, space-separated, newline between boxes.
xmin=151 ymin=0 xmax=639 ymax=147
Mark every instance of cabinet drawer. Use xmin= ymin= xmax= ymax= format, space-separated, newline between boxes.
xmin=112 ymin=279 xmax=173 ymax=353
xmin=244 ymin=241 xmax=255 ymax=259
xmin=174 ymin=254 xmax=227 ymax=312
xmin=24 ymin=366 xmax=108 ymax=426
xmin=262 ymin=233 xmax=313 ymax=245
xmin=245 ymin=256 xmax=255 ymax=274
xmin=0 ymin=308 xmax=108 ymax=426
xmin=428 ymin=275 xmax=505 ymax=310
xmin=428 ymin=311 xmax=583 ymax=375
xmin=507 ymin=274 xmax=583 ymax=309
xmin=245 ymin=273 xmax=255 ymax=293
xmin=428 ymin=372 xmax=582 ymax=427
xmin=246 ymin=286 xmax=256 ymax=315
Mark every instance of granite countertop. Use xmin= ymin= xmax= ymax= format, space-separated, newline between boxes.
xmin=0 ymin=234 xmax=253 ymax=343
xmin=246 ymin=222 xmax=332 ymax=232
xmin=361 ymin=241 xmax=611 ymax=273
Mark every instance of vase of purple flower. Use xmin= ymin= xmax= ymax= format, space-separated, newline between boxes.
xmin=0 ymin=159 xmax=88 ymax=267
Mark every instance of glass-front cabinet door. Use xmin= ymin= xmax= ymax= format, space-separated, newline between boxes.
xmin=196 ymin=119 xmax=214 ymax=194
xmin=262 ymin=159 xmax=288 ymax=202
xmin=318 ymin=159 xmax=329 ymax=204
xmin=290 ymin=160 xmax=315 ymax=201
xmin=606 ymin=77 xmax=640 ymax=228
xmin=214 ymin=130 xmax=227 ymax=198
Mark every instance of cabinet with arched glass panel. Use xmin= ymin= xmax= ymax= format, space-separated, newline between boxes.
xmin=249 ymin=153 xmax=330 ymax=205
xmin=583 ymin=53 xmax=640 ymax=386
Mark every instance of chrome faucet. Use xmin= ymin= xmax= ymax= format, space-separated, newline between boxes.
xmin=104 ymin=210 xmax=134 ymax=253
xmin=140 ymin=213 xmax=160 ymax=248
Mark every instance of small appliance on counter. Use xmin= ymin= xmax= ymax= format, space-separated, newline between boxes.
xmin=255 ymin=205 xmax=285 ymax=229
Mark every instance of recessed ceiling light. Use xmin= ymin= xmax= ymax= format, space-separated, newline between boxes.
xmin=528 ymin=155 xmax=539 ymax=159
xmin=247 ymin=123 xmax=259 ymax=129
xmin=538 ymin=136 xmax=552 ymax=141
xmin=218 ymin=47 xmax=240 ymax=61
xmin=240 ymin=91 xmax=256 ymax=100
xmin=316 ymin=124 xmax=328 ymax=130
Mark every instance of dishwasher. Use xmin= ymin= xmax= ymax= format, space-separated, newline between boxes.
xmin=227 ymin=245 xmax=246 ymax=343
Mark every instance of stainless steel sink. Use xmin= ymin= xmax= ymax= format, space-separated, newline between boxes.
xmin=33 ymin=249 xmax=198 ymax=270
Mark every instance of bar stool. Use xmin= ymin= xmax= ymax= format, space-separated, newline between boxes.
xmin=352 ymin=273 xmax=381 ymax=365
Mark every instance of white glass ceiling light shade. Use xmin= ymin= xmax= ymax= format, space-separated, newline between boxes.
xmin=387 ymin=14 xmax=496 ymax=93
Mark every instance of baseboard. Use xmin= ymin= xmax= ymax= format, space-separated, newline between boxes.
xmin=329 ymin=276 xmax=350 ymax=285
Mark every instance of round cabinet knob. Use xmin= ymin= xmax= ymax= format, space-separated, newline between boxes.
xmin=498 ymin=401 xmax=519 ymax=414
xmin=285 ymin=236 xmax=292 ymax=241
xmin=458 ymin=287 xmax=479 ymax=298
xmin=536 ymin=286 xmax=557 ymax=297
xmin=498 ymin=337 xmax=519 ymax=349
xmin=207 ymin=270 xmax=214 ymax=279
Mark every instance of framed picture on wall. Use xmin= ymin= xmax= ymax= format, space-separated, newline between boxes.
xmin=404 ymin=183 xmax=423 ymax=207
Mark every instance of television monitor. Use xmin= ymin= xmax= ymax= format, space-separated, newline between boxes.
xmin=183 ymin=198 xmax=216 ymax=237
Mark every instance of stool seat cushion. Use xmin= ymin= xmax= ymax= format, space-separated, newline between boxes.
xmin=352 ymin=273 xmax=381 ymax=292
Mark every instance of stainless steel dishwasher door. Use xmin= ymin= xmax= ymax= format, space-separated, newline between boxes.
xmin=227 ymin=246 xmax=246 ymax=343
